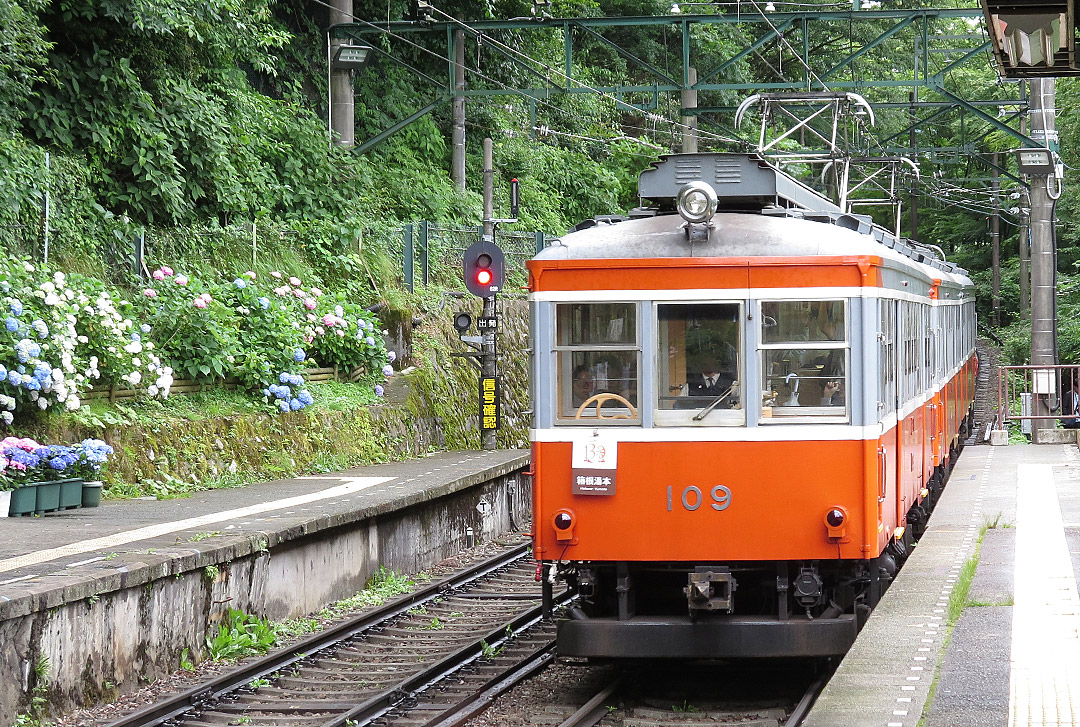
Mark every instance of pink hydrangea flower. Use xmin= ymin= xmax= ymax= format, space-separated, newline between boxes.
xmin=200 ymin=293 xmax=212 ymax=302
xmin=305 ymin=299 xmax=317 ymax=311
xmin=152 ymin=269 xmax=166 ymax=281
xmin=143 ymin=289 xmax=158 ymax=298
xmin=244 ymin=271 xmax=256 ymax=280
xmin=175 ymin=275 xmax=189 ymax=286
xmin=315 ymin=326 xmax=325 ymax=335
xmin=161 ymin=266 xmax=174 ymax=276
xmin=306 ymin=314 xmax=317 ymax=323
xmin=310 ymin=287 xmax=323 ymax=297
xmin=289 ymin=276 xmax=301 ymax=286
xmin=274 ymin=286 xmax=289 ymax=296
xmin=322 ymin=313 xmax=336 ymax=326
xmin=270 ymin=271 xmax=282 ymax=279
xmin=193 ymin=298 xmax=208 ymax=309
xmin=292 ymin=289 xmax=305 ymax=299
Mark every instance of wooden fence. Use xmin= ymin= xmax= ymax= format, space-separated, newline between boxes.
xmin=80 ymin=366 xmax=368 ymax=402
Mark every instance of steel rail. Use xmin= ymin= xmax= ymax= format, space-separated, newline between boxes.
xmin=783 ymin=673 xmax=829 ymax=727
xmin=552 ymin=676 xmax=626 ymax=727
xmin=105 ymin=542 xmax=533 ymax=727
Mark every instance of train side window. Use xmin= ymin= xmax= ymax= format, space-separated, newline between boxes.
xmin=760 ymin=300 xmax=848 ymax=421
xmin=554 ymin=302 xmax=640 ymax=424
xmin=655 ymin=302 xmax=743 ymax=425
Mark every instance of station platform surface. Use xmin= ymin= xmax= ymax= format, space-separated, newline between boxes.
xmin=806 ymin=442 xmax=1080 ymax=727
xmin=0 ymin=449 xmax=528 ymax=588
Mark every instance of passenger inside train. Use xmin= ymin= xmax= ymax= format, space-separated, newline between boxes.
xmin=761 ymin=300 xmax=847 ymax=416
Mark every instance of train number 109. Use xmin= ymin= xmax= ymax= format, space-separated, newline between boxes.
xmin=666 ymin=485 xmax=732 ymax=512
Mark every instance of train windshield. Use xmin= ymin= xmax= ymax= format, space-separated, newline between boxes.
xmin=554 ymin=302 xmax=640 ymax=423
xmin=760 ymin=300 xmax=848 ymax=421
xmin=655 ymin=302 xmax=744 ymax=425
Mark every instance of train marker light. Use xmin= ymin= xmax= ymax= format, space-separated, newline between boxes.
xmin=824 ymin=507 xmax=849 ymax=541
xmin=553 ymin=509 xmax=576 ymax=542
xmin=463 ymin=240 xmax=505 ymax=297
xmin=676 ymin=181 xmax=718 ymax=224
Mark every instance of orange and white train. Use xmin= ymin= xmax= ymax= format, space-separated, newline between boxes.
xmin=527 ymin=153 xmax=976 ymax=659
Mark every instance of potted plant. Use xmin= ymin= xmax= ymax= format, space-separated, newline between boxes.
xmin=1 ymin=437 xmax=42 ymax=516
xmin=73 ymin=439 xmax=113 ymax=508
xmin=36 ymin=444 xmax=82 ymax=509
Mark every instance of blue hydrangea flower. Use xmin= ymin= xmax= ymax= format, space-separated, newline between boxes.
xmin=5 ymin=318 xmax=18 ymax=332
xmin=298 ymin=390 xmax=314 ymax=406
xmin=140 ymin=324 xmax=152 ymax=333
xmin=382 ymin=364 xmax=394 ymax=377
xmin=277 ymin=399 xmax=290 ymax=412
xmin=289 ymin=398 xmax=302 ymax=411
xmin=279 ymin=372 xmax=290 ymax=384
xmin=258 ymin=297 xmax=270 ymax=310
xmin=365 ymin=336 xmax=375 ymax=346
xmin=34 ymin=364 xmax=51 ymax=382
xmin=374 ymin=384 xmax=384 ymax=397
xmin=131 ymin=332 xmax=141 ymax=342
xmin=387 ymin=350 xmax=397 ymax=363
xmin=262 ymin=388 xmax=271 ymax=398
xmin=7 ymin=372 xmax=21 ymax=387
xmin=0 ymin=365 xmax=7 ymax=382
xmin=234 ymin=278 xmax=247 ymax=289
xmin=293 ymin=349 xmax=306 ymax=363
xmin=9 ymin=299 xmax=23 ymax=316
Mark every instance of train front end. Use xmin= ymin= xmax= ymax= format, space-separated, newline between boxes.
xmin=527 ymin=153 xmax=974 ymax=659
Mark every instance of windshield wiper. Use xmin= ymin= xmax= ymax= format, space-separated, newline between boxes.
xmin=692 ymin=382 xmax=737 ymax=421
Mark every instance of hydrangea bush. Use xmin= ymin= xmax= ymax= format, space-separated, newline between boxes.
xmin=0 ymin=260 xmax=393 ymax=423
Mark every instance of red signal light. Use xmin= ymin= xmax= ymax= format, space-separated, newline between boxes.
xmin=476 ymin=269 xmax=493 ymax=285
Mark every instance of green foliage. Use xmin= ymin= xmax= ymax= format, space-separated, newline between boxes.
xmin=317 ymin=566 xmax=419 ymax=619
xmin=206 ymin=608 xmax=279 ymax=662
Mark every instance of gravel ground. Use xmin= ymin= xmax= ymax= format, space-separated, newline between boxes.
xmin=48 ymin=537 xmax=522 ymax=727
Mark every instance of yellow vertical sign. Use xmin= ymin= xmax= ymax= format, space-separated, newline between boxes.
xmin=479 ymin=376 xmax=499 ymax=431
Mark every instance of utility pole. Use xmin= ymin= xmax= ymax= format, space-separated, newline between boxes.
xmin=481 ymin=138 xmax=497 ymax=450
xmin=681 ymin=67 xmax=698 ymax=153
xmin=1028 ymin=77 xmax=1058 ymax=440
xmin=908 ymin=91 xmax=918 ymax=240
xmin=328 ymin=0 xmax=354 ymax=147
xmin=1019 ymin=112 xmax=1030 ymax=321
xmin=451 ymin=29 xmax=466 ymax=190
xmin=992 ymin=151 xmax=1001 ymax=327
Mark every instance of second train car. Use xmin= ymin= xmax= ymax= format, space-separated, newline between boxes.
xmin=528 ymin=153 xmax=976 ymax=659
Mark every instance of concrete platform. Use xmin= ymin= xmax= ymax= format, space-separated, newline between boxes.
xmin=805 ymin=443 xmax=1080 ymax=727
xmin=0 ymin=449 xmax=530 ymax=721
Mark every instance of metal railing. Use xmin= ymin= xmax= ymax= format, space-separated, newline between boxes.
xmin=401 ymin=222 xmax=548 ymax=294
xmin=997 ymin=364 xmax=1080 ymax=432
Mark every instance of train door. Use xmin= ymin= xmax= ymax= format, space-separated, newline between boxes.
xmin=877 ymin=297 xmax=899 ymax=553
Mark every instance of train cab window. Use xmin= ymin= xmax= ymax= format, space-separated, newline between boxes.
xmin=759 ymin=300 xmax=848 ymax=421
xmin=554 ymin=302 xmax=640 ymax=424
xmin=655 ymin=303 xmax=743 ymax=425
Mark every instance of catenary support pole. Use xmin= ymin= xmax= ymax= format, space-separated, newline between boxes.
xmin=1028 ymin=77 xmax=1058 ymax=441
xmin=681 ymin=67 xmax=698 ymax=154
xmin=992 ymin=151 xmax=1001 ymax=327
xmin=329 ymin=0 xmax=354 ymax=147
xmin=452 ymin=29 xmax=466 ymax=190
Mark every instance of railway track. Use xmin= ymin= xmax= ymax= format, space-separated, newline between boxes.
xmin=107 ymin=542 xmax=563 ymax=727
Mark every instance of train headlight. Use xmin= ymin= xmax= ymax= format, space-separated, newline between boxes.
xmin=676 ymin=181 xmax=718 ymax=224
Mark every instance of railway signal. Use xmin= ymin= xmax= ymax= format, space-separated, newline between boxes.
xmin=463 ymin=240 xmax=504 ymax=297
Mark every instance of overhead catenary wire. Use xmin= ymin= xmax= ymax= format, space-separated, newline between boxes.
xmin=325 ymin=1 xmax=1028 ymax=221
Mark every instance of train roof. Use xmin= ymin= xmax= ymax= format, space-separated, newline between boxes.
xmin=533 ymin=210 xmax=972 ymax=288
xmin=536 ymin=153 xmax=969 ymax=286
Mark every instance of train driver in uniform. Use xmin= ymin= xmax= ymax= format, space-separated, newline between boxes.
xmin=571 ymin=365 xmax=595 ymax=407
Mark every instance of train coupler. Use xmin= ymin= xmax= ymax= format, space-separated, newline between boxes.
xmin=685 ymin=568 xmax=735 ymax=615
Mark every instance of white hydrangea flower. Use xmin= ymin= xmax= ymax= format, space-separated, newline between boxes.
xmin=37 ymin=398 xmax=48 ymax=409
xmin=65 ymin=395 xmax=80 ymax=411
xmin=124 ymin=341 xmax=142 ymax=354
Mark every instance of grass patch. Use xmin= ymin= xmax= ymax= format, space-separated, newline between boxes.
xmin=921 ymin=520 xmax=1005 ymax=724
